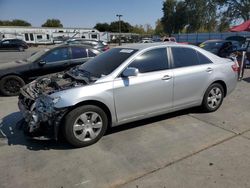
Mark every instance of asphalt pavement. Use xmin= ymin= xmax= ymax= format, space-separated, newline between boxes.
xmin=0 ymin=50 xmax=249 ymax=188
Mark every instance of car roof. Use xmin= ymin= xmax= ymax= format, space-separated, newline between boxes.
xmin=116 ymin=42 xmax=180 ymax=50
xmin=68 ymin=38 xmax=101 ymax=42
xmin=1 ymin=38 xmax=23 ymax=41
xmin=114 ymin=42 xmax=224 ymax=63
xmin=55 ymin=44 xmax=101 ymax=52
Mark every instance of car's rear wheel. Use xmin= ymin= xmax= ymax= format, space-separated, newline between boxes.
xmin=63 ymin=105 xmax=108 ymax=147
xmin=0 ymin=75 xmax=25 ymax=96
xmin=202 ymin=83 xmax=224 ymax=112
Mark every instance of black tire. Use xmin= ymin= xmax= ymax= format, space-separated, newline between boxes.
xmin=202 ymin=83 xmax=224 ymax=112
xmin=63 ymin=105 xmax=108 ymax=147
xmin=0 ymin=75 xmax=25 ymax=96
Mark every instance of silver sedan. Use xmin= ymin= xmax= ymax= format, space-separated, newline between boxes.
xmin=19 ymin=43 xmax=238 ymax=147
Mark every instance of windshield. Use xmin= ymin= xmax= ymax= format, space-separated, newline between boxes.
xmin=26 ymin=49 xmax=50 ymax=62
xmin=199 ymin=41 xmax=224 ymax=53
xmin=79 ymin=48 xmax=138 ymax=77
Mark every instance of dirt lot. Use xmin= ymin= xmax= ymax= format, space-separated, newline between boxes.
xmin=0 ymin=49 xmax=250 ymax=188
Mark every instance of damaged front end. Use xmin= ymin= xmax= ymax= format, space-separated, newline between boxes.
xmin=18 ymin=93 xmax=67 ymax=139
xmin=18 ymin=68 xmax=94 ymax=139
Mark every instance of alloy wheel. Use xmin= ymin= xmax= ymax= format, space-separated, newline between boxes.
xmin=73 ymin=112 xmax=103 ymax=142
xmin=207 ymin=87 xmax=222 ymax=109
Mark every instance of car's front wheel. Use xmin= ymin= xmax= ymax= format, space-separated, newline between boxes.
xmin=202 ymin=83 xmax=224 ymax=112
xmin=0 ymin=75 xmax=25 ymax=96
xmin=63 ymin=105 xmax=108 ymax=147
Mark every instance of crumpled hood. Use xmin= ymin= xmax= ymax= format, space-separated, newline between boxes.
xmin=20 ymin=68 xmax=94 ymax=100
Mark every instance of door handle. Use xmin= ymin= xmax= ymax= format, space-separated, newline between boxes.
xmin=162 ymin=75 xmax=172 ymax=80
xmin=206 ymin=67 xmax=213 ymax=72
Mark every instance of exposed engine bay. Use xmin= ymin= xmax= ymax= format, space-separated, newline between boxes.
xmin=18 ymin=67 xmax=98 ymax=139
xmin=21 ymin=67 xmax=98 ymax=99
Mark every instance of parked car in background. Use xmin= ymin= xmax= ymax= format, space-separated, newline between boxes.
xmin=0 ymin=38 xmax=28 ymax=51
xmin=18 ymin=43 xmax=238 ymax=147
xmin=66 ymin=39 xmax=109 ymax=51
xmin=163 ymin=37 xmax=176 ymax=42
xmin=199 ymin=40 xmax=234 ymax=58
xmin=152 ymin=38 xmax=162 ymax=42
xmin=0 ymin=44 xmax=101 ymax=96
xmin=226 ymin=36 xmax=246 ymax=47
xmin=140 ymin=38 xmax=154 ymax=43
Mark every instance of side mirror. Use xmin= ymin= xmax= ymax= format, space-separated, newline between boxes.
xmin=39 ymin=60 xmax=46 ymax=65
xmin=122 ymin=67 xmax=139 ymax=77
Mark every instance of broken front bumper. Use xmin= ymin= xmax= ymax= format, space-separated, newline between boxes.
xmin=18 ymin=95 xmax=67 ymax=140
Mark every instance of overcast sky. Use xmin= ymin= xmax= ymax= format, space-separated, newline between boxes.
xmin=0 ymin=0 xmax=164 ymax=28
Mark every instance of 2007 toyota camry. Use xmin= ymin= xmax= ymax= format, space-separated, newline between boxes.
xmin=18 ymin=43 xmax=238 ymax=147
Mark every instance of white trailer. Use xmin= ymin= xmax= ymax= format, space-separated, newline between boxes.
xmin=0 ymin=26 xmax=102 ymax=45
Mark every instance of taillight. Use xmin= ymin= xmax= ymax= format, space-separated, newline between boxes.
xmin=103 ymin=46 xmax=109 ymax=51
xmin=231 ymin=63 xmax=239 ymax=72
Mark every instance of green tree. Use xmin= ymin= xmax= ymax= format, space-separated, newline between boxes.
xmin=161 ymin=0 xmax=220 ymax=34
xmin=155 ymin=19 xmax=165 ymax=36
xmin=217 ymin=0 xmax=250 ymax=21
xmin=173 ymin=1 xmax=188 ymax=33
xmin=0 ymin=20 xmax=11 ymax=26
xmin=185 ymin=0 xmax=218 ymax=32
xmin=109 ymin=21 xmax=133 ymax=33
xmin=42 ymin=19 xmax=63 ymax=27
xmin=131 ymin=24 xmax=145 ymax=34
xmin=94 ymin=23 xmax=110 ymax=32
xmin=0 ymin=19 xmax=31 ymax=26
xmin=144 ymin=24 xmax=154 ymax=35
xmin=161 ymin=0 xmax=177 ymax=36
xmin=161 ymin=0 xmax=188 ymax=35
xmin=11 ymin=19 xmax=31 ymax=26
xmin=217 ymin=16 xmax=231 ymax=32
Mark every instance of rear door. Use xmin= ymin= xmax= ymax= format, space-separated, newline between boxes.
xmin=69 ymin=46 xmax=90 ymax=68
xmin=170 ymin=47 xmax=214 ymax=108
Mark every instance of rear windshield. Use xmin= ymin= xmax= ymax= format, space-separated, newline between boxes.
xmin=79 ymin=48 xmax=137 ymax=77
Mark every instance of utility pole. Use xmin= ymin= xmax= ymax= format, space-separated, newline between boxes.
xmin=116 ymin=14 xmax=123 ymax=46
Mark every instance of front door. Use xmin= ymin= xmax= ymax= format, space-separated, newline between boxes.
xmin=113 ymin=48 xmax=173 ymax=122
xmin=29 ymin=47 xmax=70 ymax=79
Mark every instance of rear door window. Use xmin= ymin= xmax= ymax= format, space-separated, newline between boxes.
xmin=129 ymin=48 xmax=169 ymax=73
xmin=197 ymin=51 xmax=212 ymax=64
xmin=171 ymin=47 xmax=200 ymax=68
xmin=71 ymin=47 xmax=87 ymax=59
